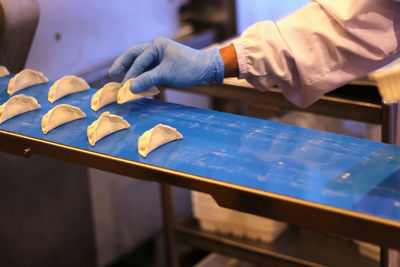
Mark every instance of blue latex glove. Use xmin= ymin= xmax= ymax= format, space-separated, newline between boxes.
xmin=109 ymin=37 xmax=224 ymax=93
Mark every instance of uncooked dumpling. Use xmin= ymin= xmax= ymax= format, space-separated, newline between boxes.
xmin=48 ymin=75 xmax=90 ymax=103
xmin=87 ymin=111 xmax=130 ymax=146
xmin=138 ymin=124 xmax=183 ymax=157
xmin=0 ymin=94 xmax=41 ymax=124
xmin=117 ymin=78 xmax=159 ymax=104
xmin=41 ymin=104 xmax=86 ymax=134
xmin=91 ymin=82 xmax=120 ymax=111
xmin=7 ymin=69 xmax=48 ymax=95
xmin=0 ymin=66 xmax=10 ymax=77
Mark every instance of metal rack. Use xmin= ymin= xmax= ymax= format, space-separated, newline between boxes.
xmin=159 ymin=80 xmax=398 ymax=267
xmin=0 ymin=77 xmax=399 ymax=267
xmin=175 ymin=217 xmax=377 ymax=266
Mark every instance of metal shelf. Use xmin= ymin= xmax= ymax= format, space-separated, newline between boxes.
xmin=166 ymin=82 xmax=382 ymax=124
xmin=1 ymin=75 xmax=398 ymax=266
xmin=175 ymin=216 xmax=378 ymax=267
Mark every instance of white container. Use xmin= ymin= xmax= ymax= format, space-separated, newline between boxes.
xmin=194 ymin=252 xmax=254 ymax=267
xmin=355 ymin=241 xmax=380 ymax=262
xmin=192 ymin=191 xmax=286 ymax=243
xmin=370 ymin=64 xmax=400 ymax=104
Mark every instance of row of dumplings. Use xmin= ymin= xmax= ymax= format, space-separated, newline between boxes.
xmin=0 ymin=68 xmax=183 ymax=157
xmin=6 ymin=69 xmax=159 ymax=109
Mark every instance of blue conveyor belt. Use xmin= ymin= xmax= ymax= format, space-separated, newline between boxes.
xmin=0 ymin=76 xmax=399 ymax=222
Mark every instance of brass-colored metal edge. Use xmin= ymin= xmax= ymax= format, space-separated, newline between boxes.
xmin=1 ymin=129 xmax=400 ymax=249
xmin=350 ymin=79 xmax=376 ymax=87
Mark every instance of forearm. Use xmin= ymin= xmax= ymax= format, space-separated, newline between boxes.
xmin=219 ymin=44 xmax=239 ymax=78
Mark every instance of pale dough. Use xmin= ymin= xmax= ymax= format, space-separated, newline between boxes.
xmin=0 ymin=94 xmax=41 ymax=124
xmin=7 ymin=69 xmax=48 ymax=95
xmin=41 ymin=104 xmax=86 ymax=134
xmin=48 ymin=75 xmax=90 ymax=103
xmin=91 ymin=82 xmax=120 ymax=111
xmin=138 ymin=124 xmax=183 ymax=157
xmin=0 ymin=66 xmax=10 ymax=77
xmin=117 ymin=78 xmax=159 ymax=104
xmin=87 ymin=111 xmax=130 ymax=146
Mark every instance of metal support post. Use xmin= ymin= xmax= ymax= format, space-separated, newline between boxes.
xmin=160 ymin=184 xmax=179 ymax=267
xmin=381 ymin=102 xmax=398 ymax=267
xmin=381 ymin=103 xmax=398 ymax=144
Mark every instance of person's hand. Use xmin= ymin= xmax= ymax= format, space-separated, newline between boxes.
xmin=109 ymin=37 xmax=225 ymax=93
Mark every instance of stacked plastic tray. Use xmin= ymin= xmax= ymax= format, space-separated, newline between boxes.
xmin=194 ymin=253 xmax=254 ymax=267
xmin=192 ymin=191 xmax=287 ymax=243
xmin=355 ymin=241 xmax=380 ymax=262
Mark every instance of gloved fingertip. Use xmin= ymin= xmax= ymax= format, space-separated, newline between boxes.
xmin=121 ymin=74 xmax=131 ymax=85
xmin=108 ymin=65 xmax=124 ymax=77
xmin=129 ymin=72 xmax=158 ymax=93
xmin=129 ymin=79 xmax=146 ymax=93
xmin=108 ymin=70 xmax=116 ymax=78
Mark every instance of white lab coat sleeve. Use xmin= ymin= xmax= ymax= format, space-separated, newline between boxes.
xmin=232 ymin=0 xmax=400 ymax=108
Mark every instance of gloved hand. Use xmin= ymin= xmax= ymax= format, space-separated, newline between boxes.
xmin=109 ymin=37 xmax=225 ymax=93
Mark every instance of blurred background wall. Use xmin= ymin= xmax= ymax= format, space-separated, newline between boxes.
xmin=236 ymin=0 xmax=309 ymax=32
xmin=25 ymin=0 xmax=185 ymax=80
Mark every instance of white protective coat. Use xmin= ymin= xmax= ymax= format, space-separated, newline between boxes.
xmin=233 ymin=0 xmax=400 ymax=108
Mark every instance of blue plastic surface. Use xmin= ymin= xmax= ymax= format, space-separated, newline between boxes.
xmin=1 ymin=76 xmax=400 ymax=222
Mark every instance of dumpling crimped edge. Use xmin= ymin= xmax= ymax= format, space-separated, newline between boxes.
xmin=91 ymin=82 xmax=120 ymax=111
xmin=138 ymin=124 xmax=183 ymax=157
xmin=7 ymin=69 xmax=48 ymax=95
xmin=0 ymin=94 xmax=41 ymax=123
xmin=41 ymin=104 xmax=86 ymax=134
xmin=87 ymin=111 xmax=130 ymax=146
xmin=117 ymin=79 xmax=159 ymax=104
xmin=48 ymin=75 xmax=90 ymax=103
